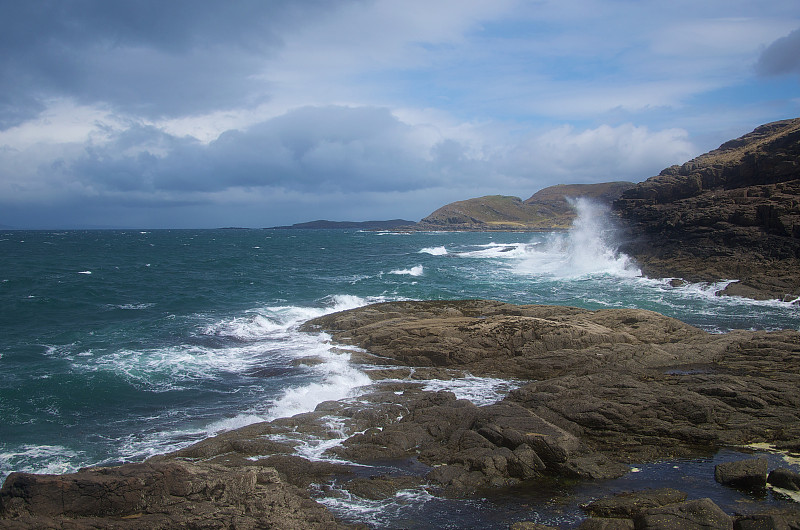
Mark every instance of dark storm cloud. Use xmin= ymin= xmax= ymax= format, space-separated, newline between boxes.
xmin=68 ymin=106 xmax=447 ymax=195
xmin=756 ymin=27 xmax=800 ymax=76
xmin=0 ymin=0 xmax=345 ymax=127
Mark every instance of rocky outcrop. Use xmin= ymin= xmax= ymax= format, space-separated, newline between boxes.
xmin=301 ymin=301 xmax=800 ymax=468
xmin=614 ymin=118 xmax=800 ymax=301
xmin=417 ymin=182 xmax=634 ymax=231
xmin=579 ymin=489 xmax=800 ymax=529
xmin=0 ymin=461 xmax=353 ymax=529
xmin=3 ymin=300 xmax=799 ymax=528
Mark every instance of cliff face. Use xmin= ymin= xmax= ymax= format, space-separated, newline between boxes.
xmin=418 ymin=182 xmax=634 ymax=231
xmin=614 ymin=118 xmax=800 ymax=301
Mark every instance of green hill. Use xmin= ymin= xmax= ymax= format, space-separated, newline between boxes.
xmin=417 ymin=182 xmax=635 ymax=231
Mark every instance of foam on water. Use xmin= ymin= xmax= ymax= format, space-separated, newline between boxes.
xmin=455 ymin=242 xmax=531 ymax=259
xmin=265 ymin=358 xmax=372 ymax=421
xmin=0 ymin=445 xmax=85 ymax=478
xmin=419 ymin=246 xmax=448 ymax=256
xmin=317 ymin=485 xmax=437 ymax=529
xmin=389 ymin=265 xmax=424 ymax=276
xmin=421 ymin=375 xmax=520 ymax=406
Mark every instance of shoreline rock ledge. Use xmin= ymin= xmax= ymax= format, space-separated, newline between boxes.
xmin=2 ymin=300 xmax=800 ymax=528
xmin=614 ymin=117 xmax=800 ymax=302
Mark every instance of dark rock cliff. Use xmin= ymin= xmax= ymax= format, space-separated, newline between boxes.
xmin=614 ymin=118 xmax=800 ymax=301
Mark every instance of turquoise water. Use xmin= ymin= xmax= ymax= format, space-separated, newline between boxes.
xmin=1 ymin=210 xmax=798 ymax=524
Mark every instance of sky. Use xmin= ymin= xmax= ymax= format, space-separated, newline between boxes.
xmin=1 ymin=1 xmax=799 ymax=228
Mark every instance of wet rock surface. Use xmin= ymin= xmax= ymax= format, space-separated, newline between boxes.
xmin=0 ymin=460 xmax=354 ymax=529
xmin=2 ymin=300 xmax=799 ymax=528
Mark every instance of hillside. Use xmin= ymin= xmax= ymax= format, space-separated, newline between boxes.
xmin=417 ymin=182 xmax=635 ymax=231
xmin=614 ymin=118 xmax=800 ymax=301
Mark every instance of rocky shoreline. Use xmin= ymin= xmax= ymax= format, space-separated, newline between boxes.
xmin=2 ymin=300 xmax=800 ymax=528
xmin=614 ymin=118 xmax=800 ymax=303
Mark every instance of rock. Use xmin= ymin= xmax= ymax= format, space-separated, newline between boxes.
xmin=767 ymin=468 xmax=800 ymax=491
xmin=306 ymin=300 xmax=800 ymax=466
xmin=0 ymin=461 xmax=353 ymax=529
xmin=583 ymin=488 xmax=688 ymax=518
xmin=615 ymin=118 xmax=800 ymax=302
xmin=636 ymin=498 xmax=733 ymax=529
xmin=5 ymin=299 xmax=800 ymax=528
xmin=578 ymin=519 xmax=635 ymax=529
xmin=343 ymin=475 xmax=426 ymax=500
xmin=510 ymin=522 xmax=561 ymax=530
xmin=715 ymin=458 xmax=769 ymax=489
xmin=732 ymin=507 xmax=800 ymax=529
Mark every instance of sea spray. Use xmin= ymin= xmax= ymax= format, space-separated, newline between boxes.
xmin=515 ymin=198 xmax=639 ymax=278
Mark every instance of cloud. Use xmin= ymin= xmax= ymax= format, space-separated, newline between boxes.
xmin=756 ymin=27 xmax=800 ymax=76
xmin=2 ymin=1 xmax=799 ymax=228
xmin=64 ymin=106 xmax=443 ymax=195
xmin=0 ymin=0 xmax=347 ymax=127
xmin=0 ymin=105 xmax=699 ymax=226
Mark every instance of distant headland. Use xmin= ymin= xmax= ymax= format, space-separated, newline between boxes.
xmin=270 ymin=117 xmax=800 ymax=302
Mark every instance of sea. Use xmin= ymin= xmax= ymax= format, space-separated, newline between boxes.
xmin=2 ymin=202 xmax=799 ymax=527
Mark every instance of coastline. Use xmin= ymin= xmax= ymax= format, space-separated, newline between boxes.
xmin=3 ymin=300 xmax=799 ymax=528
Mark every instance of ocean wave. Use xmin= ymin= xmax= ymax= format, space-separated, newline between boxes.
xmin=389 ymin=265 xmax=424 ymax=276
xmin=265 ymin=356 xmax=372 ymax=421
xmin=106 ymin=303 xmax=155 ymax=310
xmin=0 ymin=444 xmax=84 ymax=479
xmin=419 ymin=246 xmax=448 ymax=256
xmin=455 ymin=242 xmax=531 ymax=259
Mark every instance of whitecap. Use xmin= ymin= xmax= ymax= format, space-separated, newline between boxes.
xmin=108 ymin=303 xmax=155 ymax=310
xmin=455 ymin=242 xmax=530 ymax=259
xmin=389 ymin=265 xmax=424 ymax=276
xmin=419 ymin=246 xmax=448 ymax=256
xmin=77 ymin=270 xmax=92 ymax=275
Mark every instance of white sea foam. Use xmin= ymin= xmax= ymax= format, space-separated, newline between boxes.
xmin=389 ymin=265 xmax=424 ymax=276
xmin=316 ymin=484 xmax=436 ymax=528
xmin=265 ymin=358 xmax=372 ymax=421
xmin=0 ymin=445 xmax=84 ymax=479
xmin=419 ymin=246 xmax=448 ymax=256
xmin=421 ymin=375 xmax=520 ymax=406
xmin=205 ymin=414 xmax=268 ymax=436
xmin=77 ymin=270 xmax=92 ymax=275
xmin=77 ymin=294 xmax=381 ymax=396
xmin=513 ymin=198 xmax=640 ymax=279
xmin=454 ymin=242 xmax=532 ymax=259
